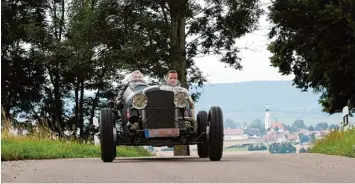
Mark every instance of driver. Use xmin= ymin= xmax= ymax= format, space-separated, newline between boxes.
xmin=165 ymin=70 xmax=195 ymax=118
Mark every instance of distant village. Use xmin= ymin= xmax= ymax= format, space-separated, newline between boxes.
xmin=223 ymin=105 xmax=337 ymax=146
xmin=223 ymin=121 xmax=330 ymax=145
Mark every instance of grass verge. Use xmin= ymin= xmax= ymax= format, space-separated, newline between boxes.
xmin=309 ymin=127 xmax=355 ymax=158
xmin=1 ymin=135 xmax=152 ymax=161
xmin=224 ymin=147 xmax=248 ymax=152
xmin=1 ymin=112 xmax=152 ymax=161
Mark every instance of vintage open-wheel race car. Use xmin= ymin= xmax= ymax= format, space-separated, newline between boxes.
xmin=93 ymin=80 xmax=224 ymax=162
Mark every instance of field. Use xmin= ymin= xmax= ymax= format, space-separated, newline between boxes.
xmin=224 ymin=147 xmax=248 ymax=152
xmin=1 ymin=115 xmax=152 ymax=161
xmin=310 ymin=127 xmax=355 ymax=158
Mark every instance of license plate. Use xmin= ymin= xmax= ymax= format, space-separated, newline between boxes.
xmin=144 ymin=128 xmax=180 ymax=138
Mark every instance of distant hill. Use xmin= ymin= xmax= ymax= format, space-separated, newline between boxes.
xmin=81 ymin=80 xmax=349 ymax=126
xmin=192 ymin=80 xmax=348 ymax=126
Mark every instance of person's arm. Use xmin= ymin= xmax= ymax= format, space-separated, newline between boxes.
xmin=188 ymin=96 xmax=195 ymax=118
xmin=188 ymin=96 xmax=194 ymax=109
xmin=116 ymin=84 xmax=128 ymax=108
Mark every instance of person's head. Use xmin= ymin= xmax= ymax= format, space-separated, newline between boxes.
xmin=166 ymin=70 xmax=178 ymax=87
xmin=129 ymin=70 xmax=144 ymax=83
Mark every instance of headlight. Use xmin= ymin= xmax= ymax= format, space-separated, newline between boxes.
xmin=132 ymin=93 xmax=148 ymax=109
xmin=174 ymin=92 xmax=189 ymax=108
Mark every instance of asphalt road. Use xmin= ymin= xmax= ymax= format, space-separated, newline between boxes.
xmin=2 ymin=152 xmax=355 ymax=183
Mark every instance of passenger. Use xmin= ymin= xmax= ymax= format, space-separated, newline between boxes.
xmin=165 ymin=70 xmax=179 ymax=87
xmin=165 ymin=70 xmax=195 ymax=118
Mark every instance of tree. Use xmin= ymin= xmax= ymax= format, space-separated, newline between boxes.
xmin=225 ymin=119 xmax=237 ymax=128
xmin=292 ymin=120 xmax=306 ymax=129
xmin=168 ymin=0 xmax=263 ymax=156
xmin=267 ymin=0 xmax=355 ymax=115
xmin=299 ymin=147 xmax=306 ymax=153
xmin=329 ymin=124 xmax=337 ymax=131
xmin=274 ymin=126 xmax=279 ymax=131
xmin=283 ymin=124 xmax=298 ymax=133
xmin=315 ymin=122 xmax=329 ymax=131
xmin=268 ymin=142 xmax=296 ymax=154
xmin=248 ymin=119 xmax=266 ymax=135
xmin=299 ymin=133 xmax=310 ymax=143
xmin=306 ymin=147 xmax=311 ymax=153
xmin=309 ymin=132 xmax=316 ymax=143
xmin=1 ymin=0 xmax=48 ymax=119
xmin=308 ymin=126 xmax=314 ymax=131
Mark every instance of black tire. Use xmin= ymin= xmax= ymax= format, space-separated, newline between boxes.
xmin=100 ymin=108 xmax=116 ymax=162
xmin=197 ymin=111 xmax=209 ymax=158
xmin=114 ymin=145 xmax=117 ymax=158
xmin=208 ymin=106 xmax=224 ymax=161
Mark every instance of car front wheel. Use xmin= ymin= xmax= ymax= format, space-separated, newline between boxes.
xmin=208 ymin=106 xmax=224 ymax=161
xmin=100 ymin=108 xmax=116 ymax=162
xmin=197 ymin=110 xmax=209 ymax=158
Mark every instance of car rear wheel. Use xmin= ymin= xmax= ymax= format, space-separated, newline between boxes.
xmin=208 ymin=106 xmax=224 ymax=161
xmin=197 ymin=110 xmax=209 ymax=158
xmin=100 ymin=108 xmax=116 ymax=162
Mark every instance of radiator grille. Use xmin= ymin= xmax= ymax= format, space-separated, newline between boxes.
xmin=144 ymin=90 xmax=176 ymax=129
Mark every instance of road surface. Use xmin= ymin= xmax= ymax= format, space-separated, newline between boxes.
xmin=2 ymin=152 xmax=355 ymax=183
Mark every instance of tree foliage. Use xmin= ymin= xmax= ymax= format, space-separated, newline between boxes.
xmin=292 ymin=120 xmax=306 ymax=129
xmin=268 ymin=142 xmax=296 ymax=154
xmin=267 ymin=0 xmax=355 ymax=114
xmin=1 ymin=0 xmax=264 ymax=142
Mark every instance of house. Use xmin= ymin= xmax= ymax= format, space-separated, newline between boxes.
xmin=224 ymin=128 xmax=248 ymax=140
xmin=263 ymin=131 xmax=287 ymax=143
xmin=243 ymin=128 xmax=261 ymax=139
xmin=298 ymin=129 xmax=310 ymax=135
xmin=270 ymin=122 xmax=285 ymax=132
xmin=286 ymin=133 xmax=300 ymax=143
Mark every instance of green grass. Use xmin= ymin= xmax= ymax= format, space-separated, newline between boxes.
xmin=1 ymin=135 xmax=152 ymax=161
xmin=1 ymin=112 xmax=152 ymax=161
xmin=224 ymin=147 xmax=248 ymax=152
xmin=309 ymin=127 xmax=355 ymax=158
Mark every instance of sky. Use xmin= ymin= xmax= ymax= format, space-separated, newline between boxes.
xmin=193 ymin=0 xmax=295 ymax=84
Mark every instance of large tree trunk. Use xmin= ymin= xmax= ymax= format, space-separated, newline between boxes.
xmin=79 ymin=80 xmax=85 ymax=138
xmin=168 ymin=0 xmax=190 ymax=156
xmin=73 ymin=78 xmax=80 ymax=139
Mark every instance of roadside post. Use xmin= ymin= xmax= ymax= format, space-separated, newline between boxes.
xmin=342 ymin=106 xmax=349 ymax=129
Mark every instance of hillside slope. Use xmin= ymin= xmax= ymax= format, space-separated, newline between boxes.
xmin=194 ymin=81 xmax=321 ymax=112
xmin=192 ymin=81 xmax=346 ymax=125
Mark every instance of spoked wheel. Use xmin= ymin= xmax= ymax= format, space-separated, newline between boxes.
xmin=100 ymin=108 xmax=116 ymax=162
xmin=208 ymin=106 xmax=224 ymax=161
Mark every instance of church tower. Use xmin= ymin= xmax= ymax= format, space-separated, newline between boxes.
xmin=265 ymin=104 xmax=270 ymax=130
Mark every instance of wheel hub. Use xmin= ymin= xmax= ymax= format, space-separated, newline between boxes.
xmin=206 ymin=125 xmax=210 ymax=141
xmin=113 ymin=127 xmax=117 ymax=142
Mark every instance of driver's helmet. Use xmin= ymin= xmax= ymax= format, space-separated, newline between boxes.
xmin=129 ymin=70 xmax=145 ymax=83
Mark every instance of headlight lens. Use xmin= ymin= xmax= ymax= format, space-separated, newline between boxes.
xmin=132 ymin=93 xmax=148 ymax=109
xmin=174 ymin=92 xmax=189 ymax=108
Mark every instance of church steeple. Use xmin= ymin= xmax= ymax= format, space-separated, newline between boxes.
xmin=265 ymin=104 xmax=270 ymax=130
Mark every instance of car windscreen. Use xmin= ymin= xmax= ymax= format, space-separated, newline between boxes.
xmin=130 ymin=83 xmax=149 ymax=92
